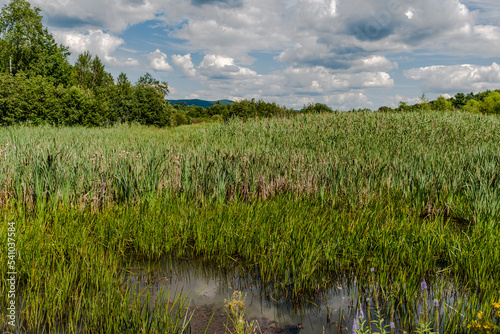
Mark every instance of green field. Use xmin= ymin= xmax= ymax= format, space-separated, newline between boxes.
xmin=1 ymin=111 xmax=500 ymax=333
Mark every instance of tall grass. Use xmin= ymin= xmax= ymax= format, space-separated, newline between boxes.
xmin=1 ymin=111 xmax=500 ymax=332
xmin=1 ymin=112 xmax=499 ymax=223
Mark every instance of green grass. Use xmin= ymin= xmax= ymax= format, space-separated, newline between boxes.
xmin=1 ymin=111 xmax=500 ymax=332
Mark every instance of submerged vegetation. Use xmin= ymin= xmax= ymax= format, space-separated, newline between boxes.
xmin=1 ymin=111 xmax=500 ymax=332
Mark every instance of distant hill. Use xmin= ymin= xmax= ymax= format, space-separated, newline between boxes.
xmin=167 ymin=99 xmax=234 ymax=108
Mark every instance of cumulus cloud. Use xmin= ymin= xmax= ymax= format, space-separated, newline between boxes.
xmin=172 ymin=54 xmax=197 ymax=77
xmin=170 ymin=0 xmax=291 ymax=63
xmin=169 ymin=52 xmax=393 ymax=109
xmin=404 ymin=62 xmax=500 ymax=93
xmin=198 ymin=54 xmax=257 ymax=79
xmin=461 ymin=0 xmax=500 ymax=24
xmin=147 ymin=49 xmax=173 ymax=72
xmin=382 ymin=94 xmax=423 ymax=108
xmin=324 ymin=92 xmax=373 ymax=110
xmin=26 ymin=0 xmax=163 ymax=33
xmin=281 ymin=66 xmax=393 ymax=92
xmin=52 ymin=29 xmax=139 ymax=66
xmin=172 ymin=54 xmax=257 ymax=81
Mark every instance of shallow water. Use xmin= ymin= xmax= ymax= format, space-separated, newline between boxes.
xmin=126 ymin=257 xmax=478 ymax=334
xmin=127 ymin=258 xmax=374 ymax=334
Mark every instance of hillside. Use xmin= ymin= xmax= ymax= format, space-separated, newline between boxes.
xmin=167 ymin=99 xmax=234 ymax=108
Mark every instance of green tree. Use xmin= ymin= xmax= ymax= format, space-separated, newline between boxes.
xmin=417 ymin=93 xmax=430 ymax=111
xmin=132 ymin=73 xmax=172 ymax=127
xmin=136 ymin=72 xmax=169 ymax=97
xmin=300 ymin=103 xmax=333 ymax=114
xmin=398 ymin=101 xmax=411 ymax=112
xmin=378 ymin=106 xmax=393 ymax=112
xmin=481 ymin=91 xmax=500 ymax=114
xmin=72 ymin=51 xmax=113 ymax=90
xmin=0 ymin=0 xmax=71 ymax=85
xmin=452 ymin=93 xmax=466 ymax=109
xmin=228 ymin=99 xmax=257 ymax=119
xmin=108 ymin=72 xmax=134 ymax=123
xmin=91 ymin=56 xmax=113 ymax=88
xmin=72 ymin=51 xmax=93 ymax=88
xmin=432 ymin=96 xmax=453 ymax=111
xmin=207 ymin=101 xmax=228 ymax=117
xmin=463 ymin=99 xmax=481 ymax=113
xmin=117 ymin=72 xmax=131 ymax=89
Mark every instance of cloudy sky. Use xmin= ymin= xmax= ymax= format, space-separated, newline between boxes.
xmin=5 ymin=0 xmax=500 ymax=109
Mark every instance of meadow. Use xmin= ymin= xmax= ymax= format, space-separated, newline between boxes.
xmin=1 ymin=111 xmax=500 ymax=333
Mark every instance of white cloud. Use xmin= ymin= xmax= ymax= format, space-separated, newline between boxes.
xmin=170 ymin=52 xmax=393 ymax=109
xmin=52 ymin=29 xmax=139 ymax=66
xmin=324 ymin=92 xmax=372 ymax=110
xmin=172 ymin=54 xmax=197 ymax=77
xmin=198 ymin=54 xmax=257 ymax=79
xmin=147 ymin=49 xmax=173 ymax=72
xmin=28 ymin=0 xmax=163 ymax=33
xmin=170 ymin=1 xmax=291 ymax=64
xmin=186 ymin=93 xmax=200 ymax=99
xmin=382 ymin=94 xmax=423 ymax=108
xmin=172 ymin=53 xmax=257 ymax=81
xmin=404 ymin=62 xmax=500 ymax=93
xmin=461 ymin=0 xmax=500 ymax=24
xmin=281 ymin=66 xmax=393 ymax=91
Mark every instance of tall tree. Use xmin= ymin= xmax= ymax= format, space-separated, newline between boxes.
xmin=117 ymin=72 xmax=131 ymax=89
xmin=73 ymin=51 xmax=93 ymax=88
xmin=136 ymin=72 xmax=169 ymax=97
xmin=133 ymin=73 xmax=172 ymax=126
xmin=91 ymin=56 xmax=113 ymax=88
xmin=72 ymin=51 xmax=113 ymax=90
xmin=0 ymin=0 xmax=71 ymax=85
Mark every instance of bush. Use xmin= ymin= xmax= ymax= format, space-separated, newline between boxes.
xmin=170 ymin=111 xmax=190 ymax=127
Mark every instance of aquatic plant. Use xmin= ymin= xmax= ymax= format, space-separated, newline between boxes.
xmin=224 ymin=291 xmax=257 ymax=334
xmin=467 ymin=300 xmax=500 ymax=333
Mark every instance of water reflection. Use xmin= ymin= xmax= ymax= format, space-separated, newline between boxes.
xmin=126 ymin=258 xmax=470 ymax=334
xmin=127 ymin=258 xmax=355 ymax=334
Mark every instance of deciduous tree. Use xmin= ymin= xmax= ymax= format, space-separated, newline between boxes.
xmin=0 ymin=0 xmax=71 ymax=85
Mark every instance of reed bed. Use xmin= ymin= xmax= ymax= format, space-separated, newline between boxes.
xmin=1 ymin=112 xmax=499 ymax=223
xmin=1 ymin=111 xmax=500 ymax=332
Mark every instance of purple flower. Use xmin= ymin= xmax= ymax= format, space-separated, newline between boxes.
xmin=358 ymin=308 xmax=365 ymax=319
xmin=421 ymin=279 xmax=428 ymax=291
xmin=352 ymin=316 xmax=360 ymax=333
xmin=433 ymin=299 xmax=439 ymax=307
xmin=390 ymin=321 xmax=396 ymax=329
xmin=370 ymin=268 xmax=375 ymax=272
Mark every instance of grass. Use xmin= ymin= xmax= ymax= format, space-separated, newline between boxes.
xmin=1 ymin=111 xmax=500 ymax=332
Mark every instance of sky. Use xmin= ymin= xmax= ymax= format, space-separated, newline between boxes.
xmin=3 ymin=0 xmax=500 ymax=109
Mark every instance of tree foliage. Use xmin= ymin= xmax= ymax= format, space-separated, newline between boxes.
xmin=299 ymin=103 xmax=334 ymax=114
xmin=0 ymin=0 xmax=71 ymax=86
xmin=378 ymin=90 xmax=500 ymax=114
xmin=0 ymin=0 xmax=175 ymax=127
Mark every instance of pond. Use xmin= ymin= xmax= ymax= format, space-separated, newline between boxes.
xmin=127 ymin=258 xmax=461 ymax=334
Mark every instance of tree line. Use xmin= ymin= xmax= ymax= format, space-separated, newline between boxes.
xmin=379 ymin=91 xmax=500 ymax=114
xmin=172 ymin=99 xmax=335 ymax=123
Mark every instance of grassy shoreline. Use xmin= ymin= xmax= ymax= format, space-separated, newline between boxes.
xmin=1 ymin=111 xmax=500 ymax=332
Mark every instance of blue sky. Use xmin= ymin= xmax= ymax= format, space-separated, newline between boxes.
xmin=3 ymin=0 xmax=500 ymax=109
